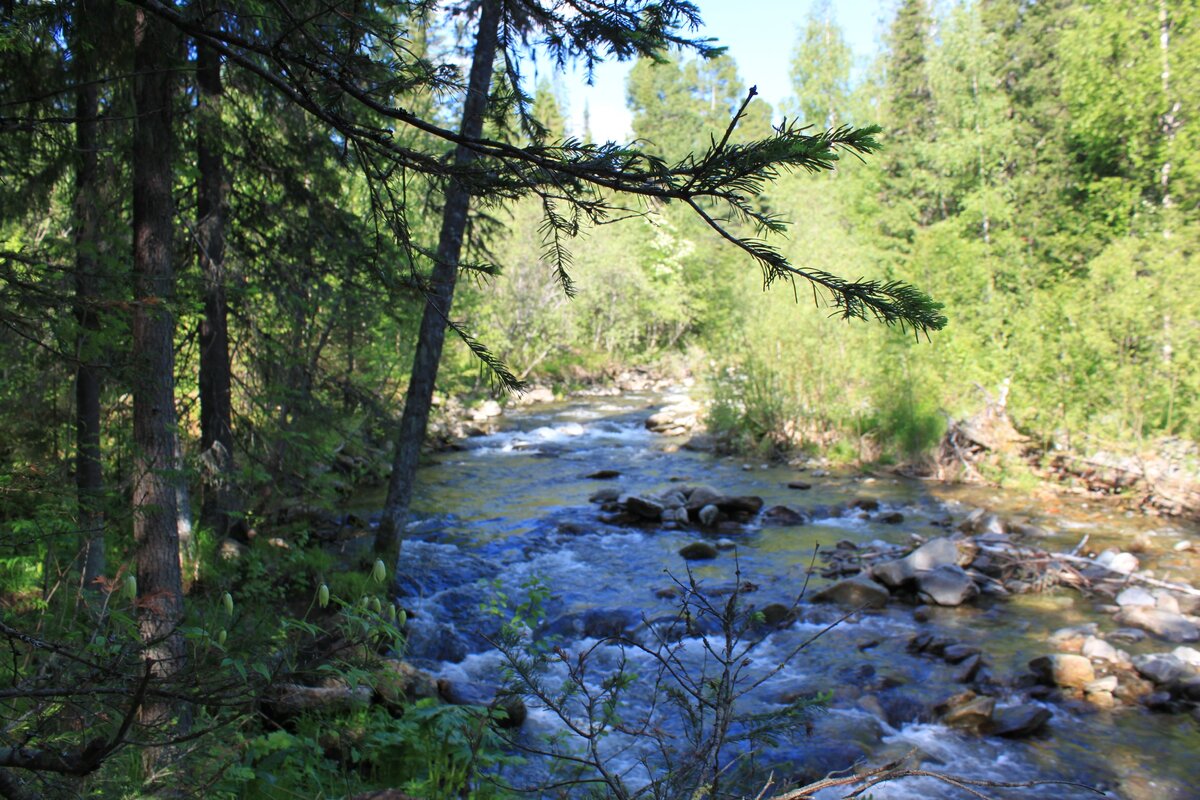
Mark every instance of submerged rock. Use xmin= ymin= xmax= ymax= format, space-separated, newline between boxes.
xmin=589 ymin=487 xmax=622 ymax=504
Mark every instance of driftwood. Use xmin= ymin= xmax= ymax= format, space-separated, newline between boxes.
xmin=976 ymin=541 xmax=1200 ymax=598
xmin=268 ymin=683 xmax=372 ymax=717
xmin=936 ymin=381 xmax=1029 ymax=482
xmin=1052 ymin=552 xmax=1200 ymax=598
xmin=1045 ymin=449 xmax=1200 ymax=517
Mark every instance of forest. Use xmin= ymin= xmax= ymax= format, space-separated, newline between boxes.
xmin=2 ymin=0 xmax=1199 ymax=798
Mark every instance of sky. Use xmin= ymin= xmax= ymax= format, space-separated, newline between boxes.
xmin=544 ymin=0 xmax=893 ymax=143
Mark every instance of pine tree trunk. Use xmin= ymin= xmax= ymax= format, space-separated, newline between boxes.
xmin=375 ymin=0 xmax=502 ymax=565
xmin=196 ymin=39 xmax=242 ymax=542
xmin=73 ymin=0 xmax=105 ymax=597
xmin=131 ymin=4 xmax=185 ymax=744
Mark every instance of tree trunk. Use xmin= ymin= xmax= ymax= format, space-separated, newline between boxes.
xmin=375 ymin=0 xmax=502 ymax=565
xmin=131 ymin=4 xmax=185 ymax=748
xmin=196 ymin=38 xmax=243 ymax=542
xmin=73 ymin=0 xmax=105 ymax=598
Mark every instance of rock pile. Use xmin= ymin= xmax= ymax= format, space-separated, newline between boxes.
xmin=590 ymin=484 xmax=764 ymax=532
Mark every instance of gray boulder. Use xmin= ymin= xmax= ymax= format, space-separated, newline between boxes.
xmin=870 ymin=537 xmax=972 ymax=590
xmin=625 ymin=495 xmax=664 ymax=521
xmin=1114 ymin=606 xmax=1200 ymax=643
xmin=1133 ymin=653 xmax=1188 ymax=685
xmin=589 ymin=487 xmax=621 ymax=504
xmin=762 ymin=505 xmax=807 ymax=526
xmin=989 ymin=704 xmax=1052 ymax=738
xmin=812 ymin=573 xmax=890 ymax=609
xmin=1116 ymin=586 xmax=1156 ymax=607
xmin=916 ymin=565 xmax=978 ymax=607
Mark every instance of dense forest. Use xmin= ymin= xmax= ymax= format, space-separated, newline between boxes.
xmin=2 ymin=0 xmax=1198 ymax=797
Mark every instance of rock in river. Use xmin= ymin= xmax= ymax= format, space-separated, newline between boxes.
xmin=1114 ymin=606 xmax=1200 ymax=643
xmin=812 ymin=572 xmax=889 ymax=609
xmin=680 ymin=541 xmax=719 ymax=561
xmin=1132 ymin=653 xmax=1189 ymax=686
xmin=989 ymin=704 xmax=1052 ymax=738
xmin=1029 ymin=654 xmax=1095 ymax=689
xmin=871 ymin=537 xmax=973 ymax=589
xmin=915 ymin=564 xmax=978 ymax=607
xmin=625 ymin=495 xmax=664 ymax=521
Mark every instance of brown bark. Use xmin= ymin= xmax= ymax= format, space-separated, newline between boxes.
xmin=376 ymin=0 xmax=503 ymax=564
xmin=73 ymin=0 xmax=106 ymax=596
xmin=196 ymin=38 xmax=243 ymax=541
xmin=131 ymin=1 xmax=184 ymax=722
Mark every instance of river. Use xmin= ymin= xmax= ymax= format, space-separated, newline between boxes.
xmin=355 ymin=388 xmax=1200 ymax=799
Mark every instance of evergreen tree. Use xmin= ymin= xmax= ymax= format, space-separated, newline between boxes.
xmin=879 ymin=0 xmax=939 ymax=242
xmin=790 ymin=0 xmax=853 ymax=129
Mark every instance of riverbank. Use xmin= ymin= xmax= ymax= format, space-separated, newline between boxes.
xmin=426 ymin=372 xmax=1200 ymax=525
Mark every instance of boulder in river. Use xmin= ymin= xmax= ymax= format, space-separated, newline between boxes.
xmin=915 ymin=564 xmax=978 ymax=607
xmin=1113 ymin=606 xmax=1200 ymax=643
xmin=812 ymin=573 xmax=889 ymax=609
xmin=1029 ymin=654 xmax=1095 ymax=689
xmin=1132 ymin=653 xmax=1189 ymax=686
xmin=589 ymin=487 xmax=621 ymax=504
xmin=989 ymin=704 xmax=1052 ymax=738
xmin=937 ymin=691 xmax=995 ymax=731
xmin=870 ymin=537 xmax=974 ymax=590
xmin=586 ymin=469 xmax=621 ymax=480
xmin=1047 ymin=624 xmax=1099 ymax=653
xmin=954 ymin=654 xmax=985 ymax=683
xmin=679 ymin=541 xmax=719 ymax=561
xmin=625 ymin=495 xmax=664 ymax=521
xmin=942 ymin=644 xmax=981 ymax=664
xmin=1096 ymin=549 xmax=1140 ymax=575
xmin=1117 ymin=586 xmax=1157 ymax=607
xmin=762 ymin=505 xmax=807 ymax=526
xmin=1081 ymin=636 xmax=1123 ymax=664
xmin=539 ymin=608 xmax=641 ymax=641
xmin=714 ymin=495 xmax=765 ymax=517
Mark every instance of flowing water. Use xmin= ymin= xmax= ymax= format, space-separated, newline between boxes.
xmin=354 ymin=389 xmax=1200 ymax=799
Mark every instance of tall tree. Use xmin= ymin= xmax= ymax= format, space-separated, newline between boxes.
xmin=879 ymin=0 xmax=939 ymax=242
xmin=130 ymin=3 xmax=185 ymax=741
xmin=628 ymin=51 xmax=773 ymax=162
xmin=72 ymin=0 xmax=108 ymax=596
xmin=375 ymin=0 xmax=504 ymax=562
xmin=195 ymin=23 xmax=242 ymax=541
xmin=789 ymin=0 xmax=853 ymax=129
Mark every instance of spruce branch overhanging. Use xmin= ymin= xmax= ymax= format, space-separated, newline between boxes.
xmin=127 ymin=0 xmax=946 ymax=387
